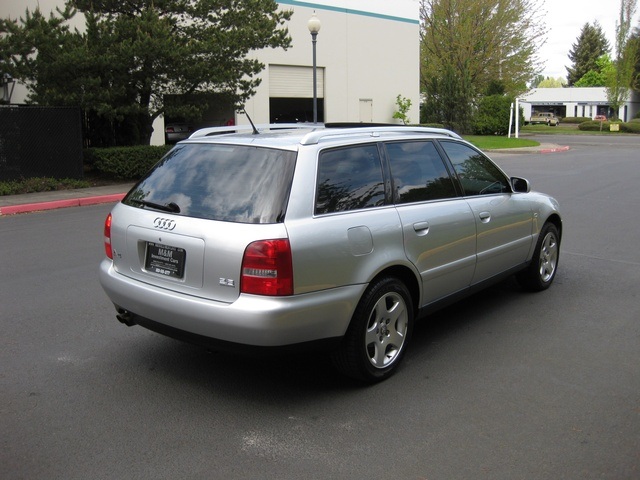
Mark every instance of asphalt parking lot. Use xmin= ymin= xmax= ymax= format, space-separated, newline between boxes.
xmin=1 ymin=135 xmax=639 ymax=479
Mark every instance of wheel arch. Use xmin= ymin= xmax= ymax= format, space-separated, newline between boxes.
xmin=545 ymin=213 xmax=562 ymax=241
xmin=369 ymin=265 xmax=420 ymax=317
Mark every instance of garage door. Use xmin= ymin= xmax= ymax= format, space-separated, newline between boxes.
xmin=270 ymin=65 xmax=325 ymax=98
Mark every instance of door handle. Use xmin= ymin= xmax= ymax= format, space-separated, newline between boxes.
xmin=413 ymin=221 xmax=430 ymax=235
xmin=478 ymin=211 xmax=491 ymax=223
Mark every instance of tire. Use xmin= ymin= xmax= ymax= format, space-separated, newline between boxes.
xmin=517 ymin=222 xmax=560 ymax=291
xmin=332 ymin=277 xmax=413 ymax=383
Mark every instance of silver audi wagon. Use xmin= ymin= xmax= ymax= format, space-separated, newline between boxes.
xmin=99 ymin=124 xmax=561 ymax=382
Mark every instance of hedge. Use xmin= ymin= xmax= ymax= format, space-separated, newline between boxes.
xmin=562 ymin=117 xmax=591 ymax=124
xmin=86 ymin=145 xmax=173 ymax=180
xmin=578 ymin=120 xmax=640 ymax=133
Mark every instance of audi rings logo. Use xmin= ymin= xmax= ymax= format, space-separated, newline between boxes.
xmin=153 ymin=218 xmax=176 ymax=231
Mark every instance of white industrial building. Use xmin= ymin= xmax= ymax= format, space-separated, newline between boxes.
xmin=241 ymin=1 xmax=421 ymax=128
xmin=520 ymin=87 xmax=640 ymax=121
xmin=4 ymin=0 xmax=422 ymax=145
xmin=159 ymin=0 xmax=422 ymax=144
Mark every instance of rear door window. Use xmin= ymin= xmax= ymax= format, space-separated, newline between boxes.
xmin=315 ymin=144 xmax=386 ymax=215
xmin=385 ymin=141 xmax=457 ymax=203
xmin=123 ymin=144 xmax=296 ymax=224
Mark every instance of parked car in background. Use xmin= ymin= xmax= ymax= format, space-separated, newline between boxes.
xmin=164 ymin=123 xmax=192 ymax=144
xmin=99 ymin=124 xmax=562 ymax=383
xmin=527 ymin=112 xmax=560 ymax=126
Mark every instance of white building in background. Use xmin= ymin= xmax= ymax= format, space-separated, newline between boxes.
xmin=520 ymin=87 xmax=640 ymax=121
xmin=178 ymin=0 xmax=421 ymax=145
xmin=4 ymin=0 xmax=421 ymax=145
xmin=162 ymin=0 xmax=420 ymax=144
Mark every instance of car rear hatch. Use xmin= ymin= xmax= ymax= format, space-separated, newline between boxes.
xmin=110 ymin=142 xmax=297 ymax=303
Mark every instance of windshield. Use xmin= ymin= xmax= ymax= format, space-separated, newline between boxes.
xmin=123 ymin=144 xmax=297 ymax=224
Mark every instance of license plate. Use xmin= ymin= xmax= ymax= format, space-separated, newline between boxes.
xmin=145 ymin=242 xmax=186 ymax=279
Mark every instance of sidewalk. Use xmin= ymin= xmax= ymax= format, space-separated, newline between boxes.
xmin=0 ymin=183 xmax=133 ymax=216
xmin=0 ymin=142 xmax=569 ymax=216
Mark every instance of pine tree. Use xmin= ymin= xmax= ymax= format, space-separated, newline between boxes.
xmin=566 ymin=22 xmax=611 ymax=86
xmin=1 ymin=0 xmax=292 ymax=145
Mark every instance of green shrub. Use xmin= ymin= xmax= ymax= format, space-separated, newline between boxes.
xmin=0 ymin=177 xmax=90 ymax=196
xmin=472 ymin=95 xmax=518 ymax=135
xmin=88 ymin=145 xmax=172 ymax=180
xmin=621 ymin=121 xmax=640 ymax=133
xmin=562 ymin=117 xmax=591 ymax=124
xmin=578 ymin=120 xmax=640 ymax=133
xmin=578 ymin=121 xmax=607 ymax=131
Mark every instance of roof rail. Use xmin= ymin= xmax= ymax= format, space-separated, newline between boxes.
xmin=299 ymin=126 xmax=461 ymax=145
xmin=188 ymin=123 xmax=319 ymax=139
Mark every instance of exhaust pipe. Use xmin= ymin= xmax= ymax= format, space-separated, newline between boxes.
xmin=116 ymin=308 xmax=136 ymax=327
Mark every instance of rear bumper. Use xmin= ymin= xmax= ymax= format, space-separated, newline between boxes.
xmin=99 ymin=259 xmax=362 ymax=347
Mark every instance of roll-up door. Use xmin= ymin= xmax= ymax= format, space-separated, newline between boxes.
xmin=270 ymin=65 xmax=325 ymax=98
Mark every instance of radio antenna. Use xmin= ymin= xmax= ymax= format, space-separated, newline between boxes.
xmin=243 ymin=108 xmax=260 ymax=135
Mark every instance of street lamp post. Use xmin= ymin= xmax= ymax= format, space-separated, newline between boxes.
xmin=307 ymin=12 xmax=321 ymax=124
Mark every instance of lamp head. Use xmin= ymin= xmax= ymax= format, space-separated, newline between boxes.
xmin=307 ymin=12 xmax=321 ymax=34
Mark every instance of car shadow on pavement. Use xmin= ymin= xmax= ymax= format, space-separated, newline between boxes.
xmin=102 ymin=276 xmax=531 ymax=402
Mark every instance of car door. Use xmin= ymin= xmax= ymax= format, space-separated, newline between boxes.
xmin=385 ymin=141 xmax=476 ymax=305
xmin=287 ymin=143 xmax=405 ymax=295
xmin=438 ymin=141 xmax=534 ymax=285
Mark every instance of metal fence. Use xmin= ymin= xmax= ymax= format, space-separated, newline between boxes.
xmin=0 ymin=106 xmax=83 ymax=181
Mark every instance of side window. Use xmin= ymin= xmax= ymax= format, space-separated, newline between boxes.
xmin=315 ymin=144 xmax=385 ymax=215
xmin=386 ymin=141 xmax=457 ymax=204
xmin=440 ymin=141 xmax=510 ymax=196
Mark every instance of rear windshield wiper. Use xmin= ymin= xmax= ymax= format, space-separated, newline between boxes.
xmin=130 ymin=199 xmax=181 ymax=213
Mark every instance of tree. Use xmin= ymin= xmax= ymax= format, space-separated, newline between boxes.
xmin=537 ymin=77 xmax=566 ymax=88
xmin=0 ymin=6 xmax=88 ymax=105
xmin=1 ymin=0 xmax=292 ymax=145
xmin=529 ymin=74 xmax=545 ymax=88
xmin=420 ymin=0 xmax=545 ymax=133
xmin=574 ymin=54 xmax=613 ymax=87
xmin=393 ymin=94 xmax=412 ymax=124
xmin=626 ymin=23 xmax=640 ymax=90
xmin=566 ymin=22 xmax=611 ymax=86
xmin=606 ymin=0 xmax=638 ymax=119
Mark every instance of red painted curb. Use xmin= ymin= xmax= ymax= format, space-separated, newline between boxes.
xmin=539 ymin=146 xmax=571 ymax=154
xmin=0 ymin=193 xmax=125 ymax=216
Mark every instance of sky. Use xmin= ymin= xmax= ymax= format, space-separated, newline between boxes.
xmin=539 ymin=0 xmax=640 ymax=80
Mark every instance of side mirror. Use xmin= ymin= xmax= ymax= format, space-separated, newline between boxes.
xmin=511 ymin=177 xmax=530 ymax=193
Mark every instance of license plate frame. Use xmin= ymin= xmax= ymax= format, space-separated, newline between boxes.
xmin=144 ymin=242 xmax=186 ymax=279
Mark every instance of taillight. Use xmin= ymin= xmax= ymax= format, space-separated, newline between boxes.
xmin=241 ymin=239 xmax=293 ymax=296
xmin=104 ymin=213 xmax=113 ymax=259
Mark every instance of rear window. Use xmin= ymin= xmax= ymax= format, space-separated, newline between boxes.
xmin=315 ymin=144 xmax=385 ymax=215
xmin=123 ymin=144 xmax=296 ymax=224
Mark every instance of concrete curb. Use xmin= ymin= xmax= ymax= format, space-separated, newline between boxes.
xmin=488 ymin=144 xmax=571 ymax=155
xmin=0 ymin=193 xmax=125 ymax=216
xmin=538 ymin=146 xmax=571 ymax=154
